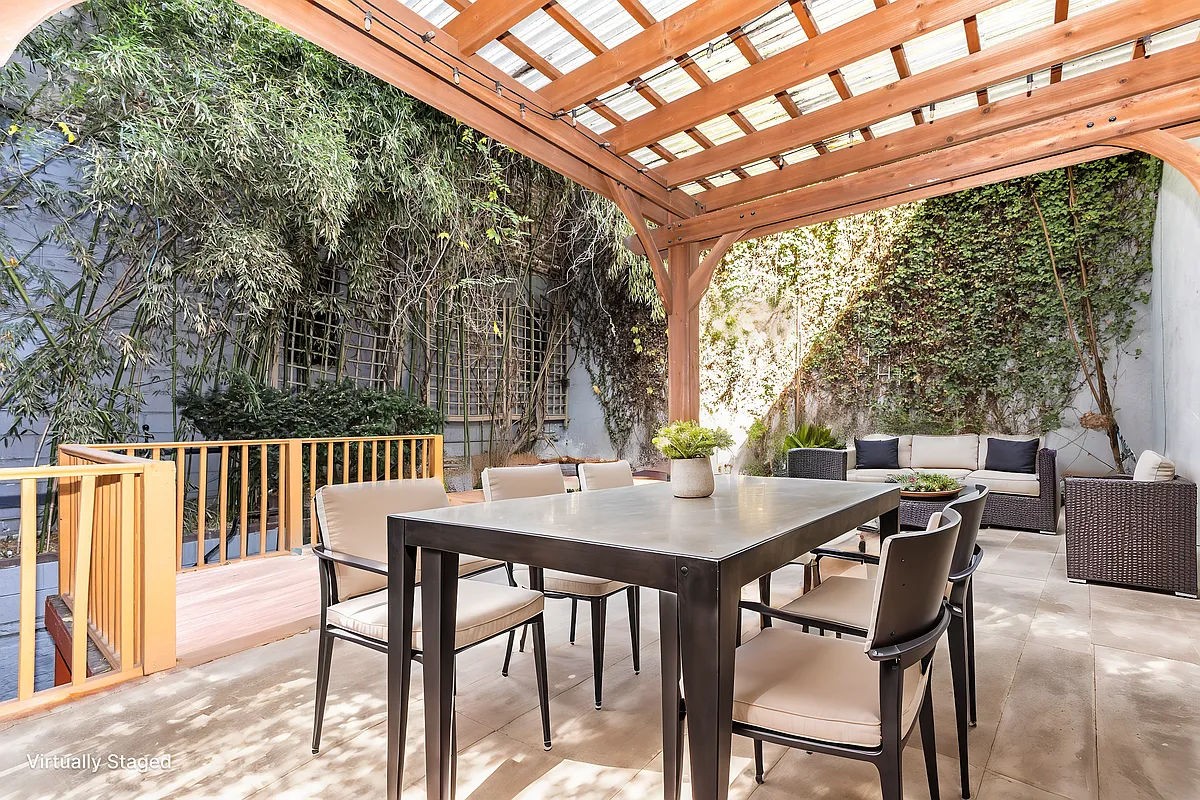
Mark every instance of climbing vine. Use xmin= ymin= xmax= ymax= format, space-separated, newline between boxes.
xmin=705 ymin=153 xmax=1161 ymax=473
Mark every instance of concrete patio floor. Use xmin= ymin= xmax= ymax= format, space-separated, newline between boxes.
xmin=1 ymin=526 xmax=1198 ymax=800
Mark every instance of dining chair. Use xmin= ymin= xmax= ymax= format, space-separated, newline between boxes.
xmin=725 ymin=508 xmax=961 ymax=800
xmin=483 ymin=463 xmax=641 ymax=709
xmin=576 ymin=460 xmax=642 ymax=664
xmin=750 ymin=486 xmax=988 ymax=799
xmin=310 ymin=478 xmax=553 ymax=755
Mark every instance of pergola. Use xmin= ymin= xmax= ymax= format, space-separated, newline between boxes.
xmin=6 ymin=0 xmax=1200 ymax=421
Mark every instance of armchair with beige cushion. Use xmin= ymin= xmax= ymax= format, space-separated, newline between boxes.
xmin=483 ymin=464 xmax=642 ymax=709
xmin=310 ymin=478 xmax=553 ymax=755
xmin=719 ymin=508 xmax=961 ymax=800
xmin=1065 ymin=450 xmax=1198 ymax=597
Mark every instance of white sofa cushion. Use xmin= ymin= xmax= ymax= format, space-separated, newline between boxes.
xmin=977 ymin=435 xmax=1042 ymax=472
xmin=910 ymin=435 xmax=979 ymax=470
xmin=847 ymin=468 xmax=913 ymax=483
xmin=966 ymin=469 xmax=1040 ymax=497
xmin=1132 ymin=450 xmax=1176 ymax=482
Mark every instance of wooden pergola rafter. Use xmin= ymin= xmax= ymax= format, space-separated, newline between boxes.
xmin=6 ymin=0 xmax=1200 ymax=428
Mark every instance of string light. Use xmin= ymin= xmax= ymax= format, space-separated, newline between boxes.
xmin=363 ymin=9 xmax=372 ymax=31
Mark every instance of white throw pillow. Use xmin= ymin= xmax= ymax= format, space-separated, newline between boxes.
xmin=1132 ymin=450 xmax=1175 ymax=482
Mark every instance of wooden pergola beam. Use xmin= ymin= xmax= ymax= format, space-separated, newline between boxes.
xmin=442 ymin=0 xmax=546 ymax=56
xmin=688 ymin=231 xmax=746 ymax=310
xmin=605 ymin=177 xmax=673 ymax=314
xmin=658 ymin=0 xmax=1200 ymax=188
xmin=540 ymin=0 xmax=782 ymax=113
xmin=630 ymin=146 xmax=1128 ymax=255
xmin=1115 ymin=130 xmax=1200 ymax=194
xmin=606 ymin=0 xmax=1008 ymax=155
xmin=696 ymin=41 xmax=1200 ymax=210
xmin=233 ymin=0 xmax=697 ymax=225
xmin=646 ymin=79 xmax=1200 ymax=248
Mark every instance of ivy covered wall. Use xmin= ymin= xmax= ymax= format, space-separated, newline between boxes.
xmin=701 ymin=153 xmax=1163 ymax=475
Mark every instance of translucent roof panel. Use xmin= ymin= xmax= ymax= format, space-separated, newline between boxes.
xmin=743 ymin=5 xmax=809 ymax=59
xmin=555 ymin=0 xmax=642 ymax=49
xmin=693 ymin=115 xmax=747 ymax=148
xmin=870 ymin=113 xmax=918 ymax=139
xmin=975 ymin=0 xmax=1056 ymax=49
xmin=1146 ymin=21 xmax=1200 ymax=57
xmin=738 ymin=95 xmax=795 ymax=132
xmin=986 ymin=69 xmax=1053 ymax=104
xmin=509 ymin=11 xmax=593 ymax=76
xmin=903 ymin=21 xmax=971 ymax=75
xmin=788 ymin=74 xmax=842 ymax=115
xmin=1060 ymin=43 xmax=1136 ymax=83
xmin=640 ymin=65 xmax=703 ymax=106
xmin=839 ymin=51 xmax=901 ymax=97
xmin=807 ymin=0 xmax=879 ymax=34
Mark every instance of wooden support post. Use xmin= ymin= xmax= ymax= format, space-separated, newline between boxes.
xmin=667 ymin=242 xmax=702 ymax=422
xmin=140 ymin=459 xmax=177 ymax=674
xmin=1113 ymin=130 xmax=1200 ymax=195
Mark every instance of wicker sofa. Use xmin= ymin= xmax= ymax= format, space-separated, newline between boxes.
xmin=789 ymin=434 xmax=1059 ymax=533
xmin=1064 ymin=459 xmax=1198 ymax=597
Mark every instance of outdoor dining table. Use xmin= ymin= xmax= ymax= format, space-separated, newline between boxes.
xmin=386 ymin=474 xmax=900 ymax=800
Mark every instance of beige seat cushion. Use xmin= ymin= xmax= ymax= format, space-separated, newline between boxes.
xmin=910 ymin=435 xmax=979 ymax=470
xmin=315 ymin=478 xmax=449 ymax=600
xmin=1132 ymin=450 xmax=1176 ymax=482
xmin=482 ymin=464 xmax=566 ymax=501
xmin=847 ymin=468 xmax=913 ymax=483
xmin=518 ymin=567 xmax=627 ymax=596
xmin=978 ymin=435 xmax=1042 ymax=471
xmin=578 ymin=461 xmax=635 ymax=491
xmin=780 ymin=576 xmax=871 ymax=630
xmin=966 ymin=469 xmax=1040 ymax=496
xmin=734 ymin=628 xmax=927 ymax=747
xmin=327 ymin=580 xmax=543 ymax=648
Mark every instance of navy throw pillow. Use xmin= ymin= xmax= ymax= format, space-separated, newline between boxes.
xmin=984 ymin=438 xmax=1038 ymax=474
xmin=855 ymin=438 xmax=900 ymax=470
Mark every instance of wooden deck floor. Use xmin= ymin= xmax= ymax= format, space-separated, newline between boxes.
xmin=174 ymin=487 xmax=492 ymax=666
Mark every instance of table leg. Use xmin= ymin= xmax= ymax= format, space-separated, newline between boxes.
xmin=422 ymin=547 xmax=460 ymax=800
xmin=659 ymin=591 xmax=683 ymax=800
xmin=879 ymin=506 xmax=900 ymax=542
xmin=387 ymin=528 xmax=417 ymax=800
xmin=678 ymin=559 xmax=740 ymax=800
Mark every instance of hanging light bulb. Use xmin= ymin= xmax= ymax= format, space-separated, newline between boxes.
xmin=363 ymin=10 xmax=372 ymax=31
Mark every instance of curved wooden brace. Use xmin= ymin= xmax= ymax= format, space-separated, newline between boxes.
xmin=1112 ymin=129 xmax=1200 ymax=196
xmin=1 ymin=0 xmax=83 ymax=64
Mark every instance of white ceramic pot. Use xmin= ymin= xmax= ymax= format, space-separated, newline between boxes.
xmin=671 ymin=456 xmax=715 ymax=498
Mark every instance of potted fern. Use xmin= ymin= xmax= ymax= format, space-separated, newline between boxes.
xmin=652 ymin=420 xmax=734 ymax=498
xmin=782 ymin=422 xmax=848 ymax=480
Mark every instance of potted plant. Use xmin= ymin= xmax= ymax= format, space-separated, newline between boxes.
xmin=782 ymin=422 xmax=847 ymax=480
xmin=652 ymin=420 xmax=734 ymax=498
xmin=889 ymin=472 xmax=963 ymax=499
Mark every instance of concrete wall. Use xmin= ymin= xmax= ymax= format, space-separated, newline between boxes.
xmin=1149 ymin=138 xmax=1200 ymax=481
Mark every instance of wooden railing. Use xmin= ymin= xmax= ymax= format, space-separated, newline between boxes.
xmin=1 ymin=446 xmax=176 ymax=719
xmin=86 ymin=435 xmax=443 ymax=571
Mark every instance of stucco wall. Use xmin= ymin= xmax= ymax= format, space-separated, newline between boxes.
xmin=1149 ymin=138 xmax=1200 ymax=483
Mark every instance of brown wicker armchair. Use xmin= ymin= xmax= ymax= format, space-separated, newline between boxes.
xmin=1064 ymin=474 xmax=1198 ymax=597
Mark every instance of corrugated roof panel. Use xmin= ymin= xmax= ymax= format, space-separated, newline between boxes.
xmin=642 ymin=64 xmax=702 ymax=105
xmin=927 ymin=92 xmax=982 ymax=124
xmin=554 ymin=0 xmax=642 ymax=48
xmin=678 ymin=181 xmax=706 ymax=195
xmin=743 ymin=4 xmax=809 ymax=59
xmin=600 ymin=87 xmax=658 ymax=121
xmin=903 ymin=20 xmax=970 ymax=74
xmin=985 ymin=68 xmax=1052 ymax=104
xmin=870 ymin=113 xmax=917 ymax=139
xmin=659 ymin=131 xmax=704 ymax=157
xmin=739 ymin=95 xmax=796 ymax=132
xmin=782 ymin=145 xmax=822 ymax=165
xmin=1066 ymin=0 xmax=1122 ymax=15
xmin=404 ymin=0 xmax=457 ymax=28
xmin=693 ymin=115 xmax=746 ymax=147
xmin=509 ymin=10 xmax=594 ymax=75
xmin=823 ymin=130 xmax=866 ymax=153
xmin=1144 ymin=21 xmax=1200 ymax=56
xmin=576 ymin=107 xmax=615 ymax=134
xmin=789 ymin=74 xmax=842 ymax=114
xmin=838 ymin=50 xmax=901 ymax=96
xmin=807 ymin=0 xmax=879 ymax=33
xmin=976 ymin=0 xmax=1055 ymax=49
xmin=689 ymin=40 xmax=753 ymax=83
xmin=743 ymin=159 xmax=781 ymax=176
xmin=1060 ymin=43 xmax=1135 ymax=82
xmin=706 ymin=172 xmax=743 ymax=187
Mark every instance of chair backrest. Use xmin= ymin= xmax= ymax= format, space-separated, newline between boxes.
xmin=944 ymin=484 xmax=988 ymax=578
xmin=865 ymin=507 xmax=961 ymax=652
xmin=314 ymin=478 xmax=448 ymax=600
xmin=482 ymin=464 xmax=566 ymax=502
xmin=578 ymin=460 xmax=634 ymax=491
